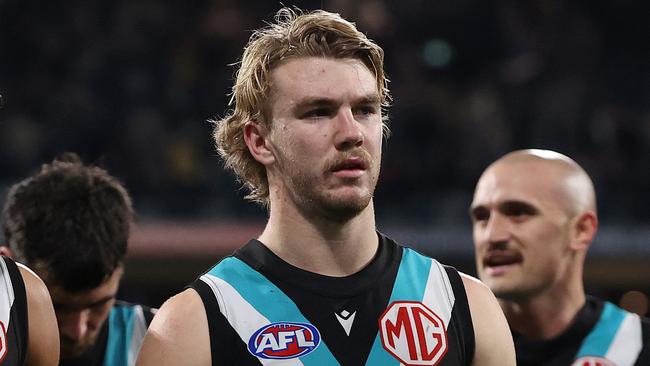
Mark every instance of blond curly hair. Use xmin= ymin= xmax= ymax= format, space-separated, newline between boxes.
xmin=213 ymin=7 xmax=390 ymax=205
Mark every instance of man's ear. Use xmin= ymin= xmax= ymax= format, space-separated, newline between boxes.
xmin=0 ymin=245 xmax=14 ymax=258
xmin=244 ymin=121 xmax=275 ymax=165
xmin=570 ymin=211 xmax=598 ymax=251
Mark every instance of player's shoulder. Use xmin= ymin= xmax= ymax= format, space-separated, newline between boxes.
xmin=16 ymin=262 xmax=51 ymax=304
xmin=153 ymin=288 xmax=206 ymax=329
xmin=148 ymin=290 xmax=208 ymax=346
xmin=136 ymin=288 xmax=211 ymax=366
xmin=458 ymin=272 xmax=493 ymax=297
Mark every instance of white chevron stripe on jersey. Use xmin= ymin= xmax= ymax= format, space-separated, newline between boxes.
xmin=422 ymin=259 xmax=455 ymax=327
xmin=0 ymin=257 xmax=15 ymax=330
xmin=200 ymin=273 xmax=306 ymax=366
xmin=604 ymin=312 xmax=643 ymax=366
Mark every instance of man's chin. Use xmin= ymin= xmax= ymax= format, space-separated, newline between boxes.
xmin=320 ymin=195 xmax=371 ymax=221
xmin=60 ymin=340 xmax=95 ymax=359
xmin=488 ymin=282 xmax=535 ymax=302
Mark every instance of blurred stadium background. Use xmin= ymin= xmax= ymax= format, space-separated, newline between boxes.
xmin=1 ymin=0 xmax=649 ymax=315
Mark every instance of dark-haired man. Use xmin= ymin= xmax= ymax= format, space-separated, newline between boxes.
xmin=1 ymin=153 xmax=155 ymax=366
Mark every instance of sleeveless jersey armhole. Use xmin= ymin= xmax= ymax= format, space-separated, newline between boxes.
xmin=189 ymin=280 xmax=261 ymax=366
xmin=190 ymin=280 xmax=222 ymax=366
xmin=443 ymin=266 xmax=476 ymax=365
xmin=3 ymin=257 xmax=29 ymax=366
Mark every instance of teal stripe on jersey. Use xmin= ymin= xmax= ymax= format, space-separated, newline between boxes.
xmin=575 ymin=302 xmax=627 ymax=358
xmin=209 ymin=257 xmax=340 ymax=366
xmin=365 ymin=248 xmax=433 ymax=366
xmin=104 ymin=306 xmax=137 ymax=366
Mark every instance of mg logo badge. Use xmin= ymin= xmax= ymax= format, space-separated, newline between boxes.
xmin=572 ymin=357 xmax=616 ymax=366
xmin=379 ymin=301 xmax=448 ymax=365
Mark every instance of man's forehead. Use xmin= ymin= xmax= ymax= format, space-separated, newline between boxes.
xmin=269 ymin=57 xmax=378 ymax=98
xmin=474 ymin=163 xmax=559 ymax=203
xmin=49 ymin=284 xmax=113 ymax=298
xmin=473 ymin=162 xmax=580 ymax=218
xmin=45 ymin=265 xmax=124 ymax=304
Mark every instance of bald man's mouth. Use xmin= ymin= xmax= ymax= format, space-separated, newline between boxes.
xmin=483 ymin=251 xmax=523 ymax=276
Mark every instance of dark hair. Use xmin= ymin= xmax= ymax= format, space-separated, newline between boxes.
xmin=2 ymin=153 xmax=134 ymax=292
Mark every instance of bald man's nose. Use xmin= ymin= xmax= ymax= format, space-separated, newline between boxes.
xmin=485 ymin=213 xmax=511 ymax=245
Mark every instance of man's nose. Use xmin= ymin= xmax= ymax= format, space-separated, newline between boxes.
xmin=59 ymin=309 xmax=90 ymax=340
xmin=334 ymin=108 xmax=363 ymax=150
xmin=485 ymin=213 xmax=511 ymax=246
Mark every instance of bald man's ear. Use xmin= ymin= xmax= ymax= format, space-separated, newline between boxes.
xmin=570 ymin=211 xmax=598 ymax=251
xmin=0 ymin=245 xmax=14 ymax=258
xmin=244 ymin=121 xmax=275 ymax=166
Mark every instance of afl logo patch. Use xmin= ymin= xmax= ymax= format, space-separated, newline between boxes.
xmin=572 ymin=356 xmax=616 ymax=366
xmin=0 ymin=321 xmax=7 ymax=363
xmin=379 ymin=301 xmax=448 ymax=365
xmin=248 ymin=321 xmax=321 ymax=359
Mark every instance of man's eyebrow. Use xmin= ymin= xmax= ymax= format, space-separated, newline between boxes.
xmin=293 ymin=98 xmax=337 ymax=110
xmin=355 ymin=94 xmax=381 ymax=104
xmin=294 ymin=93 xmax=381 ymax=108
xmin=500 ymin=200 xmax=538 ymax=214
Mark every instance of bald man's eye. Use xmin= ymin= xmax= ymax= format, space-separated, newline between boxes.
xmin=470 ymin=207 xmax=490 ymax=223
xmin=502 ymin=202 xmax=537 ymax=221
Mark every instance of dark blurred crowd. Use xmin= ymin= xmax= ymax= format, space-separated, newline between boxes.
xmin=1 ymin=0 xmax=648 ymax=224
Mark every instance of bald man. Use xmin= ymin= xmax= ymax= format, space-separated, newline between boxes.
xmin=470 ymin=149 xmax=650 ymax=366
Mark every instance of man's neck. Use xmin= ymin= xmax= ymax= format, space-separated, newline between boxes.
xmin=258 ymin=199 xmax=378 ymax=277
xmin=500 ymin=288 xmax=586 ymax=340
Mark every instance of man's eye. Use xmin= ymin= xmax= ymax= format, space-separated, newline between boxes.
xmin=354 ymin=106 xmax=377 ymax=117
xmin=502 ymin=203 xmax=537 ymax=221
xmin=303 ymin=108 xmax=331 ymax=118
xmin=470 ymin=208 xmax=489 ymax=223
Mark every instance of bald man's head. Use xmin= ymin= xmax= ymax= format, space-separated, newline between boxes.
xmin=485 ymin=149 xmax=597 ymax=218
xmin=471 ymin=149 xmax=598 ymax=301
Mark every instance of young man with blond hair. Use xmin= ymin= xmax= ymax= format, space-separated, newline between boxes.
xmin=138 ymin=8 xmax=514 ymax=365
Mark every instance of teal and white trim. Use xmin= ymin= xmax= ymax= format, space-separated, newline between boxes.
xmin=365 ymin=248 xmax=455 ymax=366
xmin=104 ymin=304 xmax=149 ymax=366
xmin=575 ymin=302 xmax=643 ymax=366
xmin=201 ymin=257 xmax=339 ymax=365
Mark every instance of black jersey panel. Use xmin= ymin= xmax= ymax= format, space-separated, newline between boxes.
xmin=191 ymin=279 xmax=262 ymax=366
xmin=442 ymin=266 xmax=474 ymax=366
xmin=234 ymin=235 xmax=402 ymax=366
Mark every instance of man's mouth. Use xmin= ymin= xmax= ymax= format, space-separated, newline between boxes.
xmin=482 ymin=251 xmax=523 ymax=275
xmin=330 ymin=157 xmax=368 ymax=178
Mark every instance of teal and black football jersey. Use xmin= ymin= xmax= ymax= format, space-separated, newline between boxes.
xmin=191 ymin=232 xmax=475 ymax=365
xmin=515 ymin=296 xmax=650 ymax=366
xmin=0 ymin=256 xmax=28 ymax=366
xmin=59 ymin=301 xmax=155 ymax=366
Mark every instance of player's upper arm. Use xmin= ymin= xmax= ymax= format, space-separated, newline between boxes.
xmin=461 ymin=273 xmax=516 ymax=366
xmin=17 ymin=264 xmax=60 ymax=366
xmin=136 ymin=288 xmax=211 ymax=366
